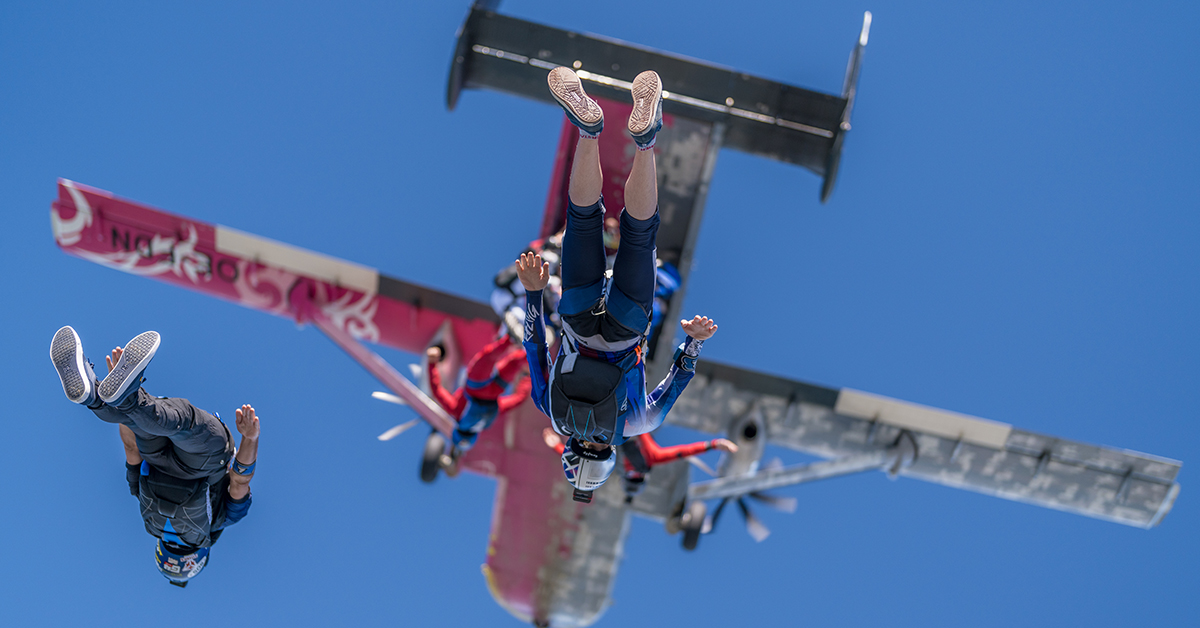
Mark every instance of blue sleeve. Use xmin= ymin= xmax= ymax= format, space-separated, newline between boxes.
xmin=216 ymin=491 xmax=252 ymax=531
xmin=643 ymin=337 xmax=703 ymax=429
xmin=522 ymin=289 xmax=551 ymax=416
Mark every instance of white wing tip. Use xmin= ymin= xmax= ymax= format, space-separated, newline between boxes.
xmin=860 ymin=11 xmax=872 ymax=46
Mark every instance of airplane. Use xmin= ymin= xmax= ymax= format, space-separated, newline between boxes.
xmin=48 ymin=5 xmax=1181 ymax=628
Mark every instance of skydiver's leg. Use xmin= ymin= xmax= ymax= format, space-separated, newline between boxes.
xmin=622 ymin=148 xmax=658 ymax=221
xmin=623 ymin=70 xmax=664 ymax=222
xmin=558 ymin=143 xmax=608 ymax=319
xmin=568 ymin=137 xmax=603 ymax=209
xmin=548 ymin=66 xmax=608 ymax=320
xmin=94 ymin=389 xmax=231 ymax=480
xmin=605 ymin=207 xmax=659 ymax=337
xmin=603 ymin=71 xmax=664 ymax=335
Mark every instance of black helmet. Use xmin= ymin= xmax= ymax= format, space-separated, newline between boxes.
xmin=155 ymin=540 xmax=209 ymax=587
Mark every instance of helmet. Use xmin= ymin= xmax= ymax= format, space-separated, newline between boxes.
xmin=155 ymin=540 xmax=210 ymax=587
xmin=561 ymin=437 xmax=616 ymax=502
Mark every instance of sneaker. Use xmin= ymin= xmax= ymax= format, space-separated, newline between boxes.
xmin=504 ymin=306 xmax=525 ymax=344
xmin=98 ymin=331 xmax=161 ymax=405
xmin=628 ymin=70 xmax=663 ymax=148
xmin=547 ymin=67 xmax=604 ymax=136
xmin=50 ymin=326 xmax=99 ymax=406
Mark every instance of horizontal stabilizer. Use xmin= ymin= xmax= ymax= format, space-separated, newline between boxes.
xmin=448 ymin=8 xmax=858 ymax=187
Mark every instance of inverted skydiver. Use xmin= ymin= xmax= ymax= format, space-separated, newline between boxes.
xmin=426 ymin=334 xmax=531 ymax=475
xmin=49 ymin=327 xmax=258 ymax=587
xmin=519 ymin=66 xmax=718 ymax=503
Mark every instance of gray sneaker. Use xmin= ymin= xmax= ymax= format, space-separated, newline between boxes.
xmin=98 ymin=331 xmax=161 ymax=405
xmin=628 ymin=70 xmax=663 ymax=147
xmin=548 ymin=67 xmax=604 ymax=135
xmin=50 ymin=326 xmax=99 ymax=406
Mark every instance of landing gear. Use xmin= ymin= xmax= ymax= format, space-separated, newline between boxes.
xmin=420 ymin=431 xmax=446 ymax=483
xmin=680 ymin=501 xmax=706 ymax=551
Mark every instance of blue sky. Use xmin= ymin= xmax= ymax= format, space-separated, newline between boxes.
xmin=2 ymin=1 xmax=1197 ymax=626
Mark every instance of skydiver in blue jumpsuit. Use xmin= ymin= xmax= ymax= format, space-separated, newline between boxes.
xmin=517 ymin=66 xmax=718 ymax=503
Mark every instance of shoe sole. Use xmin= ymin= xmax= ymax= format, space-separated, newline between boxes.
xmin=628 ymin=70 xmax=662 ymax=136
xmin=99 ymin=331 xmax=160 ymax=403
xmin=50 ymin=326 xmax=91 ymax=404
xmin=548 ymin=67 xmax=603 ymax=128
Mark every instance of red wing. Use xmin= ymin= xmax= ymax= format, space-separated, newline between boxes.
xmin=50 ymin=179 xmax=501 ymax=360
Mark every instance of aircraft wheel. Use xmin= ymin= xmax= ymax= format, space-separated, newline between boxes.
xmin=420 ymin=432 xmax=446 ymax=484
xmin=680 ymin=501 xmax=706 ymax=551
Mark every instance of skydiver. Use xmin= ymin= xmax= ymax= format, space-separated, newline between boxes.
xmin=426 ymin=334 xmax=532 ymax=476
xmin=49 ymin=326 xmax=257 ymax=587
xmin=542 ymin=428 xmax=737 ymax=503
xmin=518 ymin=66 xmax=718 ymax=503
xmin=491 ymin=229 xmax=564 ymax=339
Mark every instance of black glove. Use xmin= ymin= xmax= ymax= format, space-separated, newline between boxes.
xmin=125 ymin=462 xmax=140 ymax=496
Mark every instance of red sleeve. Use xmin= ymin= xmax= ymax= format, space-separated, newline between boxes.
xmin=637 ymin=433 xmax=713 ymax=467
xmin=427 ymin=357 xmax=466 ymax=419
xmin=497 ymin=375 xmax=533 ymax=414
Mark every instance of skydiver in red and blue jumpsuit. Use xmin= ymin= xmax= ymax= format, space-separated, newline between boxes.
xmin=426 ymin=334 xmax=531 ymax=474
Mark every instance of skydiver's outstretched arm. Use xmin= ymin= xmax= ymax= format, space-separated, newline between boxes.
xmin=637 ymin=433 xmax=737 ymax=467
xmin=517 ymin=253 xmax=553 ymax=416
xmin=118 ymin=424 xmax=142 ymax=465
xmin=498 ymin=376 xmax=532 ymax=414
xmin=630 ymin=317 xmax=720 ymax=436
xmin=228 ymin=405 xmax=259 ymax=501
xmin=426 ymin=347 xmax=466 ymax=417
xmin=119 ymin=424 xmax=143 ymax=496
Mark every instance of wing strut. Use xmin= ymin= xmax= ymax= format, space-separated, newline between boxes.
xmin=288 ymin=279 xmax=458 ymax=438
xmin=688 ymin=431 xmax=916 ymax=501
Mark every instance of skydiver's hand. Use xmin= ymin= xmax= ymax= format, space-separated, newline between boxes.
xmin=713 ymin=438 xmax=738 ymax=454
xmin=542 ymin=427 xmax=564 ymax=452
xmin=426 ymin=346 xmax=443 ymax=363
xmin=681 ymin=316 xmax=717 ymax=341
xmin=105 ymin=346 xmax=124 ymax=373
xmin=516 ymin=253 xmax=550 ymax=291
xmin=235 ymin=405 xmax=260 ymax=440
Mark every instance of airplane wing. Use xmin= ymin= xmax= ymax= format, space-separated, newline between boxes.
xmin=49 ymin=179 xmax=499 ymax=434
xmin=667 ymin=359 xmax=1182 ymax=529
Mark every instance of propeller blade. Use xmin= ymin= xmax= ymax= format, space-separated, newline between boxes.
xmin=748 ymin=491 xmax=798 ymax=514
xmin=371 ymin=391 xmax=408 ymax=406
xmin=687 ymin=456 xmax=718 ymax=477
xmin=377 ymin=419 xmax=419 ymax=441
xmin=737 ymin=498 xmax=771 ymax=542
xmin=702 ymin=497 xmax=730 ymax=535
